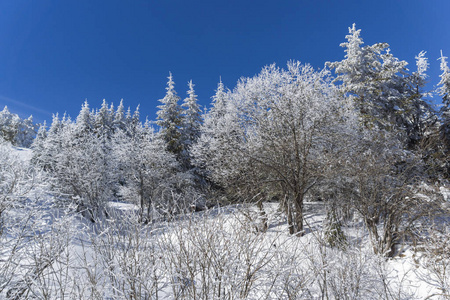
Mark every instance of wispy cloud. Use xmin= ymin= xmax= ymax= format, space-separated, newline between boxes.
xmin=0 ymin=95 xmax=52 ymax=120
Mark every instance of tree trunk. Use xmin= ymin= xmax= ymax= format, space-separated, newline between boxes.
xmin=294 ymin=193 xmax=304 ymax=236
xmin=286 ymin=202 xmax=295 ymax=235
xmin=365 ymin=218 xmax=381 ymax=255
xmin=257 ymin=199 xmax=268 ymax=233
xmin=139 ymin=174 xmax=144 ymax=222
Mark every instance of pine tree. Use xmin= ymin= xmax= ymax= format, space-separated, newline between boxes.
xmin=35 ymin=113 xmax=65 ymax=172
xmin=192 ymin=79 xmax=232 ymax=178
xmin=327 ymin=24 xmax=436 ymax=149
xmin=210 ymin=78 xmax=228 ymax=119
xmin=397 ymin=51 xmax=436 ymax=147
xmin=438 ymin=51 xmax=450 ymax=165
xmin=126 ymin=105 xmax=141 ymax=136
xmin=94 ymin=99 xmax=112 ymax=135
xmin=31 ymin=121 xmax=47 ymax=167
xmin=438 ymin=51 xmax=450 ymax=107
xmin=327 ymin=24 xmax=409 ymax=130
xmin=114 ymin=99 xmax=126 ymax=131
xmin=75 ymin=100 xmax=93 ymax=134
xmin=181 ymin=80 xmax=202 ymax=168
xmin=156 ymin=72 xmax=184 ymax=158
xmin=16 ymin=115 xmax=37 ymax=148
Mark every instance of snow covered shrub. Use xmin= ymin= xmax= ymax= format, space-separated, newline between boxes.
xmin=416 ymin=224 xmax=450 ymax=299
xmin=33 ymin=101 xmax=200 ymax=223
xmin=302 ymin=227 xmax=416 ymax=300
xmin=0 ymin=142 xmax=37 ymax=232
xmin=85 ymin=210 xmax=165 ymax=299
xmin=337 ymin=129 xmax=443 ymax=257
xmin=159 ymin=207 xmax=307 ymax=299
xmin=0 ymin=142 xmax=76 ymax=299
xmin=6 ymin=211 xmax=77 ymax=299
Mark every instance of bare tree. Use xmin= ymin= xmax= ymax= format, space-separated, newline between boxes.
xmin=194 ymin=61 xmax=355 ymax=235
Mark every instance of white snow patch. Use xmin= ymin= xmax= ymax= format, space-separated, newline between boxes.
xmin=440 ymin=186 xmax=450 ymax=202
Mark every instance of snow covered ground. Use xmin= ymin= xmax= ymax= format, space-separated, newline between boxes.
xmin=1 ymin=144 xmax=449 ymax=299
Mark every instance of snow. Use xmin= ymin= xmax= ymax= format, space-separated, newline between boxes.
xmin=11 ymin=145 xmax=33 ymax=161
xmin=1 ymin=143 xmax=449 ymax=299
xmin=440 ymin=186 xmax=450 ymax=202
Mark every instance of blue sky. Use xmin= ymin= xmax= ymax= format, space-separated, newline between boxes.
xmin=0 ymin=0 xmax=449 ymax=124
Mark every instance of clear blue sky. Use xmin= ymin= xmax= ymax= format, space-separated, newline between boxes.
xmin=0 ymin=0 xmax=449 ymax=124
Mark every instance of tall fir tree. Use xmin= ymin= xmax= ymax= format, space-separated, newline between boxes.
xmin=438 ymin=51 xmax=450 ymax=107
xmin=327 ymin=24 xmax=433 ymax=148
xmin=402 ymin=51 xmax=436 ymax=147
xmin=156 ymin=72 xmax=184 ymax=159
xmin=210 ymin=78 xmax=228 ymax=119
xmin=193 ymin=79 xmax=230 ymax=171
xmin=438 ymin=51 xmax=450 ymax=163
xmin=30 ymin=121 xmax=47 ymax=167
xmin=94 ymin=99 xmax=113 ymax=136
xmin=114 ymin=99 xmax=126 ymax=131
xmin=327 ymin=25 xmax=404 ymax=126
xmin=181 ymin=80 xmax=202 ymax=168
xmin=75 ymin=100 xmax=93 ymax=134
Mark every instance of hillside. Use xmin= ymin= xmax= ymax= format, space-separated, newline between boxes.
xmin=1 ymin=143 xmax=449 ymax=299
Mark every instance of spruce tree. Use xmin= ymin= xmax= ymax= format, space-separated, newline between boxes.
xmin=156 ymin=73 xmax=184 ymax=158
xmin=75 ymin=100 xmax=93 ymax=134
xmin=114 ymin=99 xmax=126 ymax=131
xmin=438 ymin=51 xmax=450 ymax=173
xmin=181 ymin=80 xmax=202 ymax=168
xmin=94 ymin=99 xmax=113 ymax=136
xmin=327 ymin=24 xmax=408 ymax=129
xmin=327 ymin=24 xmax=435 ymax=148
xmin=210 ymin=78 xmax=228 ymax=119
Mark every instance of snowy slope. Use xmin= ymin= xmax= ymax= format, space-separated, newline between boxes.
xmin=1 ymin=143 xmax=449 ymax=299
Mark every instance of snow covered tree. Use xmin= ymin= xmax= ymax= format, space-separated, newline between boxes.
xmin=113 ymin=99 xmax=126 ymax=131
xmin=94 ymin=99 xmax=108 ymax=131
xmin=406 ymin=51 xmax=435 ymax=140
xmin=30 ymin=121 xmax=47 ymax=167
xmin=327 ymin=24 xmax=389 ymax=125
xmin=52 ymin=124 xmax=114 ymax=219
xmin=0 ymin=106 xmax=37 ymax=147
xmin=15 ymin=116 xmax=37 ymax=148
xmin=32 ymin=103 xmax=116 ymax=219
xmin=181 ymin=80 xmax=202 ymax=169
xmin=192 ymin=78 xmax=232 ymax=176
xmin=192 ymin=79 xmax=239 ymax=187
xmin=210 ymin=78 xmax=228 ymax=119
xmin=156 ymin=73 xmax=184 ymax=159
xmin=194 ymin=62 xmax=355 ymax=235
xmin=94 ymin=99 xmax=114 ymax=136
xmin=31 ymin=113 xmax=67 ymax=172
xmin=75 ymin=100 xmax=93 ymax=134
xmin=111 ymin=122 xmax=180 ymax=221
xmin=130 ymin=105 xmax=141 ymax=133
xmin=327 ymin=24 xmax=431 ymax=147
xmin=438 ymin=51 xmax=450 ymax=139
xmin=0 ymin=106 xmax=20 ymax=144
xmin=437 ymin=50 xmax=450 ymax=176
xmin=438 ymin=51 xmax=450 ymax=109
xmin=338 ymin=129 xmax=434 ymax=257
